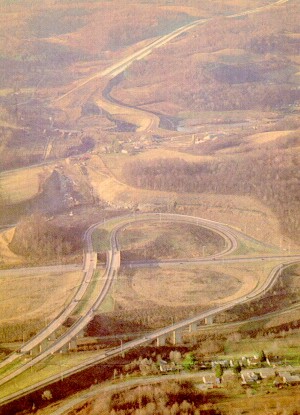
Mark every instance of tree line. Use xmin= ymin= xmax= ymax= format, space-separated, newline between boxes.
xmin=9 ymin=213 xmax=81 ymax=261
xmin=123 ymin=151 xmax=300 ymax=243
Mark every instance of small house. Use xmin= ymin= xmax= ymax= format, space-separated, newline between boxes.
xmin=203 ymin=374 xmax=217 ymax=385
xmin=283 ymin=374 xmax=300 ymax=385
xmin=241 ymin=372 xmax=259 ymax=385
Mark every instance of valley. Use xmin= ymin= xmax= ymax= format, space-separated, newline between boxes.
xmin=0 ymin=0 xmax=299 ymax=414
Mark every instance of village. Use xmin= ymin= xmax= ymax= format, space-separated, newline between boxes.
xmin=104 ymin=347 xmax=300 ymax=391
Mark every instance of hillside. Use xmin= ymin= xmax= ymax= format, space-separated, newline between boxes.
xmin=0 ymin=0 xmax=298 ymax=241
xmin=0 ymin=1 xmax=299 ymax=413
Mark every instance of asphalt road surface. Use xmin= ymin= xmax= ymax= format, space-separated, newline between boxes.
xmin=0 ymin=212 xmax=298 ymax=404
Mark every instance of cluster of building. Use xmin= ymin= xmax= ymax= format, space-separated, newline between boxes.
xmin=158 ymin=354 xmax=300 ymax=388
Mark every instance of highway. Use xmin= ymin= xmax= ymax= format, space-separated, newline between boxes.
xmin=0 ymin=0 xmax=289 ymax=178
xmin=0 ymin=255 xmax=297 ymax=406
xmin=0 ymin=223 xmax=99 ymax=371
xmin=0 ymin=212 xmax=299 ymax=404
xmin=115 ymin=213 xmax=239 ymax=257
xmin=52 ymin=0 xmax=289 ymax=135
xmin=0 ymin=212 xmax=236 ymax=383
xmin=0 ymin=220 xmax=120 ymax=385
xmin=53 ymin=0 xmax=288 ymax=105
xmin=228 ymin=0 xmax=289 ymax=18
xmin=52 ymin=19 xmax=204 ymax=104
xmin=124 ymin=255 xmax=300 ymax=268
xmin=0 ymin=0 xmax=294 ymax=403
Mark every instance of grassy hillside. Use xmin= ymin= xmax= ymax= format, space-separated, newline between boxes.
xmin=0 ymin=3 xmax=298 ymax=413
xmin=113 ymin=2 xmax=299 ymax=114
xmin=123 ymin=147 xmax=300 ymax=243
xmin=0 ymin=1 xmax=298 ymax=244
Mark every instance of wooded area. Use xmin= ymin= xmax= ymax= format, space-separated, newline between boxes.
xmin=116 ymin=4 xmax=300 ymax=114
xmin=9 ymin=213 xmax=81 ymax=261
xmin=123 ymin=149 xmax=300 ymax=243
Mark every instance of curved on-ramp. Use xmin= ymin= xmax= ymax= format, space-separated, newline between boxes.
xmin=0 ymin=0 xmax=293 ymax=400
xmin=0 ymin=212 xmax=299 ymax=405
xmin=0 ymin=212 xmax=237 ymax=391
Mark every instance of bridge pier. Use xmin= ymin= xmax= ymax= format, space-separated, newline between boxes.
xmin=204 ymin=315 xmax=214 ymax=325
xmin=92 ymin=252 xmax=97 ymax=269
xmin=156 ymin=334 xmax=168 ymax=347
xmin=171 ymin=330 xmax=183 ymax=345
xmin=30 ymin=338 xmax=50 ymax=356
xmin=93 ymin=252 xmax=98 ymax=269
xmin=189 ymin=322 xmax=197 ymax=333
xmin=69 ymin=339 xmax=77 ymax=351
xmin=60 ymin=343 xmax=70 ymax=353
xmin=48 ymin=331 xmax=56 ymax=341
xmin=30 ymin=343 xmax=43 ymax=357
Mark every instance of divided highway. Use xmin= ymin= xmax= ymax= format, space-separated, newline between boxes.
xmin=0 ymin=223 xmax=98 ymax=371
xmin=0 ymin=0 xmax=293 ymax=404
xmin=53 ymin=0 xmax=288 ymax=105
xmin=53 ymin=19 xmax=204 ymax=104
xmin=124 ymin=255 xmax=300 ymax=269
xmin=0 ymin=213 xmax=236 ymax=385
xmin=0 ymin=212 xmax=299 ymax=405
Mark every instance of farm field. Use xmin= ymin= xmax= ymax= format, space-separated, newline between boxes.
xmin=0 ymin=268 xmax=82 ymax=342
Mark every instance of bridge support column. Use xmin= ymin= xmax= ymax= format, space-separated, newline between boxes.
xmin=48 ymin=331 xmax=56 ymax=341
xmin=82 ymin=249 xmax=86 ymax=270
xmin=189 ymin=322 xmax=197 ymax=333
xmin=156 ymin=334 xmax=167 ymax=347
xmin=171 ymin=330 xmax=183 ymax=345
xmin=69 ymin=339 xmax=77 ymax=351
xmin=204 ymin=315 xmax=214 ymax=325
xmin=31 ymin=343 xmax=43 ymax=357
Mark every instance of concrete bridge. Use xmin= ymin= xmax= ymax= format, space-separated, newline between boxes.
xmin=156 ymin=316 xmax=215 ymax=346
